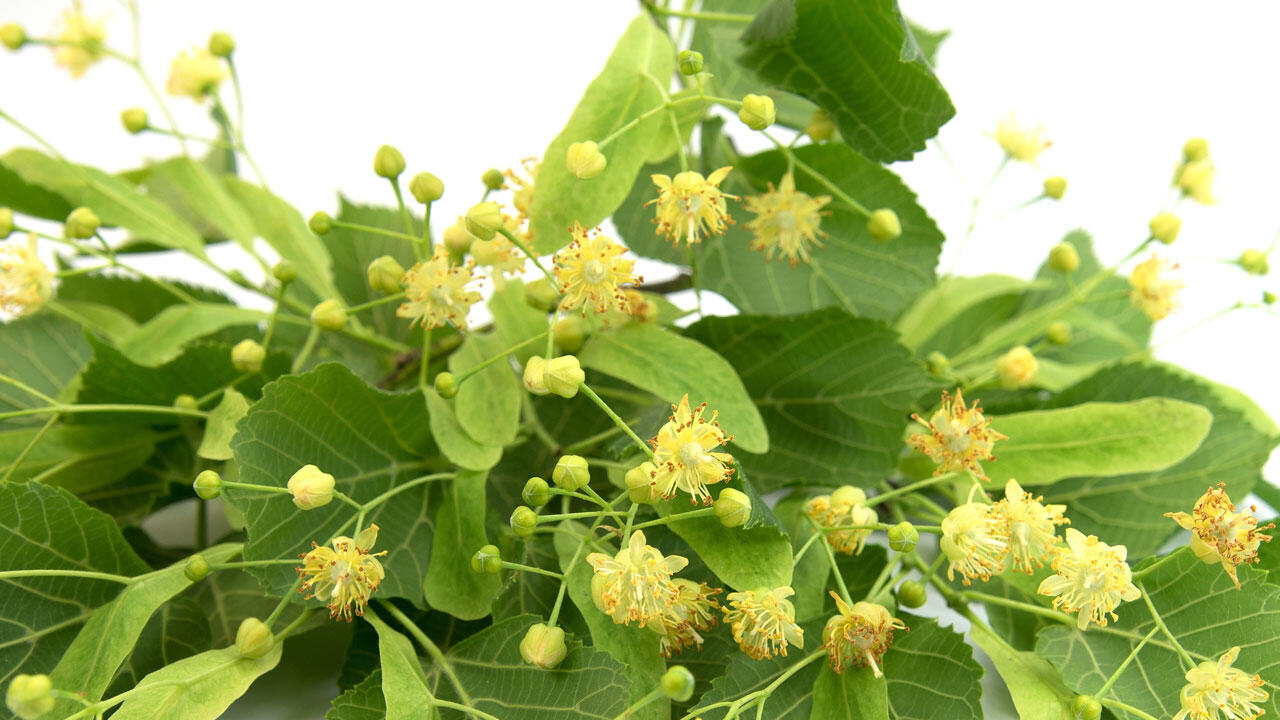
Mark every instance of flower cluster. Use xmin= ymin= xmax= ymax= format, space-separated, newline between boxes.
xmin=742 ymin=172 xmax=831 ymax=265
xmin=805 ymin=486 xmax=878 ymax=555
xmin=909 ymin=389 xmax=1007 ymax=482
xmin=1173 ymin=647 xmax=1268 ymax=720
xmin=989 ymin=113 xmax=1051 ymax=163
xmin=1165 ymin=484 xmax=1273 ymax=589
xmin=298 ymin=524 xmax=388 ymax=622
xmin=722 ymin=586 xmax=805 ymax=660
xmin=52 ymin=8 xmax=106 ymax=78
xmin=648 ymin=394 xmax=734 ymax=505
xmin=552 ymin=224 xmax=641 ymax=314
xmin=1128 ymin=255 xmax=1182 ymax=322
xmin=397 ymin=246 xmax=483 ymax=330
xmin=587 ymin=530 xmax=689 ymax=627
xmin=1037 ymin=528 xmax=1141 ymax=630
xmin=648 ymin=167 xmax=737 ymax=246
xmin=822 ymin=592 xmax=906 ymax=676
xmin=0 ymin=233 xmax=53 ymax=317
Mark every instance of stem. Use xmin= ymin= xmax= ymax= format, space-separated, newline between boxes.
xmin=276 ymin=608 xmax=316 ymax=640
xmin=496 ymin=226 xmax=557 ymax=286
xmin=1131 ymin=552 xmax=1181 ymax=582
xmin=390 ymin=178 xmax=416 ymax=238
xmin=865 ymin=554 xmax=902 ymax=601
xmin=265 ymin=575 xmax=307 ymax=629
xmin=1094 ymin=625 xmax=1160 ymax=699
xmin=360 ymin=472 xmax=453 ymax=514
xmin=380 ymin=600 xmax=475 ymax=707
xmin=210 ymin=559 xmax=303 ymax=570
xmin=1138 ymin=584 xmax=1195 ymax=671
xmin=865 ymin=474 xmax=957 ymax=507
xmin=613 ymin=687 xmax=664 ymax=720
xmin=963 ymin=591 xmax=1073 ymax=624
xmin=292 ymin=326 xmax=321 ymax=373
xmin=630 ymin=506 xmax=716 ymax=530
xmin=792 ymin=532 xmax=822 ymax=565
xmin=195 ymin=497 xmax=207 ymax=551
xmin=329 ymin=219 xmax=421 ymax=243
xmin=0 ymin=372 xmax=58 ymax=405
xmin=455 ymin=332 xmax=548 ymax=385
xmin=643 ymin=3 xmax=753 ymax=23
xmin=686 ymin=245 xmax=702 ymax=316
xmin=0 ymin=569 xmax=134 ymax=584
xmin=547 ymin=494 xmax=625 ymax=626
xmin=419 ymin=326 xmax=433 ymax=389
xmin=538 ymin=510 xmax=627 ymax=523
xmin=0 ymin=403 xmax=207 ymax=421
xmin=345 ymin=293 xmax=406 ymax=315
xmin=501 ymin=561 xmax=563 ymax=580
xmin=807 ymin=517 xmax=852 ymax=604
xmin=578 ymin=384 xmax=655 ymax=460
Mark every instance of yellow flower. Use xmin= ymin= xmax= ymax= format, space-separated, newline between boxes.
xmin=52 ymin=9 xmax=106 ymax=78
xmin=1128 ymin=255 xmax=1182 ymax=322
xmin=1176 ymin=158 xmax=1216 ymax=205
xmin=553 ymin=224 xmax=640 ymax=314
xmin=0 ymin=233 xmax=53 ymax=317
xmin=992 ymin=479 xmax=1068 ymax=574
xmin=470 ymin=216 xmax=527 ymax=277
xmin=504 ymin=157 xmax=539 ymax=219
xmin=1173 ymin=647 xmax=1268 ymax=720
xmin=742 ymin=173 xmax=831 ymax=266
xmin=722 ymin=586 xmax=804 ymax=660
xmin=586 ymin=529 xmax=688 ymax=628
xmin=996 ymin=345 xmax=1038 ymax=389
xmin=909 ymin=389 xmax=1008 ymax=482
xmin=397 ymin=247 xmax=482 ymax=330
xmin=649 ymin=578 xmax=722 ymax=657
xmin=1165 ymin=484 xmax=1273 ymax=590
xmin=822 ymin=593 xmax=906 ymax=676
xmin=298 ymin=524 xmax=387 ymax=622
xmin=166 ymin=47 xmax=228 ymax=99
xmin=990 ymin=113 xmax=1051 ymax=163
xmin=941 ymin=500 xmax=1010 ymax=584
xmin=648 ymin=167 xmax=737 ymax=246
xmin=648 ymin=394 xmax=735 ymax=505
xmin=1037 ymin=528 xmax=1140 ymax=630
xmin=805 ymin=488 xmax=878 ymax=555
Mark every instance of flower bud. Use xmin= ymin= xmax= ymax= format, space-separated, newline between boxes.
xmin=830 ymin=485 xmax=866 ymax=508
xmin=65 ymin=206 xmax=101 ymax=239
xmin=1148 ymin=212 xmax=1181 ymax=245
xmin=228 ymin=269 xmax=250 ymax=287
xmin=887 ymin=521 xmax=918 ymax=552
xmin=806 ymin=108 xmax=836 ymax=142
xmin=522 ymin=477 xmax=551 ymax=506
xmin=510 ymin=506 xmax=538 ymax=537
xmin=309 ymin=211 xmax=332 ymax=235
xmin=482 ymin=168 xmax=505 ymax=191
xmin=1049 ymin=242 xmax=1079 ymax=273
xmin=443 ymin=218 xmax=475 ymax=254
xmin=174 ymin=394 xmax=200 ymax=412
xmin=471 ymin=544 xmax=502 ymax=574
xmin=678 ymin=49 xmax=704 ymax=76
xmin=409 ymin=172 xmax=444 ymax=204
xmin=714 ymin=487 xmax=751 ymax=528
xmin=520 ymin=623 xmax=567 ymax=669
xmin=625 ymin=462 xmax=657 ymax=504
xmin=553 ymin=455 xmax=590 ymax=492
xmin=661 ymin=665 xmax=696 ymax=702
xmin=1047 ymin=321 xmax=1072 ymax=346
xmin=0 ymin=207 xmax=11 ymax=238
xmin=231 ymin=339 xmax=266 ymax=374
xmin=866 ymin=208 xmax=901 ymax=242
xmin=925 ymin=351 xmax=950 ymax=376
xmin=5 ymin=673 xmax=53 ymax=720
xmin=271 ymin=261 xmax=296 ymax=285
xmin=1043 ymin=176 xmax=1067 ymax=200
xmin=121 ymin=107 xmax=148 ymax=134
xmin=464 ymin=201 xmax=504 ymax=240
xmin=897 ymin=580 xmax=927 ymax=609
xmin=554 ymin=315 xmax=586 ymax=353
xmin=1182 ymin=137 xmax=1210 ymax=163
xmin=366 ymin=255 xmax=405 ymax=295
xmin=373 ymin=144 xmax=406 ymax=179
xmin=287 ymin=464 xmax=336 ymax=510
xmin=311 ymin=299 xmax=348 ymax=331
xmin=1071 ymin=695 xmax=1102 ymax=720
xmin=184 ymin=554 xmax=210 ymax=582
xmin=522 ymin=355 xmax=549 ymax=395
xmin=1265 ymin=291 xmax=1277 ymax=305
xmin=738 ymin=93 xmax=776 ymax=131
xmin=566 ymin=141 xmax=607 ymax=180
xmin=525 ymin=278 xmax=560 ymax=312
xmin=1 ymin=23 xmax=26 ymax=51
xmin=997 ymin=345 xmax=1038 ymax=389
xmin=193 ymin=469 xmax=222 ymax=500
xmin=1239 ymin=249 xmax=1269 ymax=276
xmin=434 ymin=371 xmax=458 ymax=399
xmin=208 ymin=31 xmax=235 ymax=58
xmin=544 ymin=355 xmax=585 ymax=398
xmin=235 ymin=617 xmax=274 ymax=659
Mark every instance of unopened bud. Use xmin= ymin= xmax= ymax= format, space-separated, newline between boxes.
xmin=887 ymin=521 xmax=918 ymax=552
xmin=235 ymin=617 xmax=274 ymax=659
xmin=1148 ymin=212 xmax=1181 ymax=245
xmin=1264 ymin=290 xmax=1277 ymax=305
xmin=311 ymin=299 xmax=348 ymax=331
xmin=525 ymin=278 xmax=560 ymax=312
xmin=65 ymin=206 xmax=101 ymax=239
xmin=208 ymin=31 xmax=235 ymax=58
xmin=544 ymin=355 xmax=584 ymax=398
xmin=287 ymin=464 xmax=336 ymax=510
xmin=272 ymin=261 xmax=296 ymax=284
xmin=522 ymin=355 xmax=549 ymax=395
xmin=464 ymin=201 xmax=504 ymax=240
xmin=1047 ymin=321 xmax=1072 ymax=345
xmin=1239 ymin=249 xmax=1269 ymax=276
xmin=174 ymin=394 xmax=200 ymax=411
xmin=231 ymin=339 xmax=266 ymax=374
xmin=434 ymin=371 xmax=458 ymax=399
xmin=184 ymin=554 xmax=210 ymax=582
xmin=830 ymin=486 xmax=867 ymax=508
xmin=373 ymin=144 xmax=406 ymax=179
xmin=1043 ymin=176 xmax=1067 ymax=200
xmin=997 ymin=345 xmax=1038 ymax=390
xmin=553 ymin=455 xmax=590 ymax=492
xmin=409 ymin=172 xmax=444 ymax=204
xmin=661 ymin=665 xmax=696 ymax=702
xmin=471 ymin=544 xmax=502 ymax=574
xmin=866 ymin=208 xmax=901 ymax=242
xmin=566 ymin=141 xmax=607 ymax=180
xmin=625 ymin=462 xmax=657 ymax=504
xmin=0 ymin=208 xmax=11 ymax=238
xmin=5 ymin=673 xmax=53 ymax=720
xmin=806 ymin=108 xmax=835 ymax=142
xmin=193 ymin=469 xmax=222 ymax=500
xmin=738 ymin=93 xmax=776 ymax=131
xmin=366 ymin=255 xmax=405 ymax=294
xmin=227 ymin=269 xmax=249 ymax=287
xmin=925 ymin=351 xmax=950 ymax=376
xmin=714 ymin=487 xmax=751 ymax=528
xmin=481 ymin=168 xmax=505 ymax=191
xmin=1182 ymin=138 xmax=1210 ymax=164
xmin=522 ymin=477 xmax=551 ymax=506
xmin=308 ymin=211 xmax=332 ymax=235
xmin=443 ymin=218 xmax=475 ymax=254
xmin=520 ymin=623 xmax=567 ymax=669
xmin=1049 ymin=242 xmax=1079 ymax=273
xmin=0 ymin=23 xmax=26 ymax=51
xmin=678 ymin=49 xmax=704 ymax=75
xmin=121 ymin=107 xmax=148 ymax=134
xmin=1071 ymin=695 xmax=1102 ymax=720
xmin=554 ymin=315 xmax=586 ymax=353
xmin=897 ymin=580 xmax=927 ymax=609
xmin=510 ymin=506 xmax=538 ymax=537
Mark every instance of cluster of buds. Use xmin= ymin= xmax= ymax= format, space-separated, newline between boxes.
xmin=805 ymin=486 xmax=878 ymax=555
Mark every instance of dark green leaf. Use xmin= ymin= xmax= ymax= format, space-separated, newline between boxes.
xmin=327 ymin=669 xmax=386 ymax=720
xmin=883 ymin=614 xmax=983 ymax=720
xmin=0 ymin=314 xmax=90 ymax=427
xmin=142 ymin=158 xmax=256 ymax=249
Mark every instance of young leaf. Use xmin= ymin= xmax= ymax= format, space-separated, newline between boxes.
xmin=223 ymin=177 xmax=341 ymax=302
xmin=363 ymin=610 xmax=437 ymax=720
xmin=104 ymin=597 xmax=212 ymax=699
xmin=423 ymin=470 xmax=502 ymax=620
xmin=810 ymin=665 xmax=888 ymax=720
xmin=197 ymin=389 xmax=250 ymax=461
xmin=115 ymin=303 xmax=268 ymax=366
xmin=970 ymin=622 xmax=1072 ymax=720
xmin=425 ymin=390 xmax=502 ymax=471
xmin=110 ymin=644 xmax=283 ymax=720
xmin=894 ymin=274 xmax=1035 ymax=352
xmin=449 ymin=333 xmax=521 ymax=448
xmin=142 ymin=157 xmax=257 ymax=250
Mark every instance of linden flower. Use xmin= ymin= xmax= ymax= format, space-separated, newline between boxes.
xmin=805 ymin=492 xmax=878 ymax=555
xmin=1176 ymin=158 xmax=1216 ymax=205
xmin=648 ymin=394 xmax=735 ymax=505
xmin=397 ymin=247 xmax=482 ymax=330
xmin=992 ymin=479 xmax=1068 ymax=573
xmin=649 ymin=578 xmax=722 ymax=657
xmin=990 ymin=113 xmax=1051 ymax=163
xmin=941 ymin=500 xmax=1010 ymax=584
xmin=1173 ymin=647 xmax=1268 ymax=720
xmin=0 ymin=233 xmax=54 ymax=317
xmin=166 ymin=47 xmax=228 ymax=99
xmin=505 ymin=158 xmax=539 ymax=220
xmin=1128 ymin=255 xmax=1183 ymax=322
xmin=586 ymin=530 xmax=688 ymax=628
xmin=298 ymin=524 xmax=388 ymax=622
xmin=553 ymin=224 xmax=640 ymax=314
xmin=822 ymin=592 xmax=906 ymax=677
xmin=52 ymin=9 xmax=106 ymax=78
xmin=722 ymin=586 xmax=804 ymax=660
xmin=1165 ymin=484 xmax=1273 ymax=590
xmin=648 ymin=167 xmax=737 ymax=246
xmin=470 ymin=216 xmax=527 ymax=277
xmin=1037 ymin=528 xmax=1140 ymax=630
xmin=909 ymin=389 xmax=1008 ymax=482
xmin=742 ymin=172 xmax=831 ymax=265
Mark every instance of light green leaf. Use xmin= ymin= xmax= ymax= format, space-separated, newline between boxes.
xmin=894 ymin=275 xmax=1034 ymax=352
xmin=0 ymin=424 xmax=157 ymax=493
xmin=143 ymin=157 xmax=256 ymax=249
xmin=528 ymin=15 xmax=675 ymax=254
xmin=104 ymin=597 xmax=211 ymax=699
xmin=423 ymin=470 xmax=502 ymax=620
xmin=488 ymin=279 xmax=549 ymax=364
xmin=970 ymin=622 xmax=1071 ymax=720
xmin=111 ymin=644 xmax=283 ymax=720
xmin=578 ymin=323 xmax=768 ymax=453
xmin=663 ymin=506 xmax=792 ymax=591
xmin=0 ymin=158 xmax=72 ymax=220
xmin=984 ymin=398 xmax=1213 ymax=487
xmin=646 ymin=87 xmax=708 ymax=164
xmin=363 ymin=611 xmax=436 ymax=720
xmin=197 ymin=389 xmax=250 ymax=461
xmin=53 ymin=272 xmax=230 ymax=324
xmin=425 ymin=390 xmax=501 ymax=471
xmin=883 ymin=615 xmax=983 ymax=720
xmin=51 ymin=300 xmax=138 ymax=343
xmin=117 ymin=303 xmax=267 ymax=366
xmin=0 ymin=314 xmax=90 ymax=426
xmin=327 ymin=669 xmax=386 ymax=720
xmin=810 ymin=666 xmax=888 ymax=720
xmin=449 ymin=333 xmax=521 ymax=448
xmin=188 ymin=569 xmax=316 ymax=648
xmin=224 ymin=177 xmax=339 ymax=302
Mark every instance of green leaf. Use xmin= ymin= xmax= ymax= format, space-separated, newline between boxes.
xmin=0 ymin=424 xmax=157 ymax=493
xmin=1036 ymin=550 xmax=1280 ymax=719
xmin=423 ymin=470 xmax=502 ymax=620
xmin=0 ymin=148 xmax=207 ymax=256
xmin=578 ymin=323 xmax=768 ymax=453
xmin=488 ymin=278 xmax=549 ymax=364
xmin=983 ymin=398 xmax=1213 ymax=487
xmin=663 ymin=506 xmax=792 ymax=590
xmin=894 ymin=274 xmax=1034 ymax=352
xmin=738 ymin=0 xmax=954 ymax=162
xmin=188 ymin=569 xmax=314 ymax=648
xmin=970 ymin=622 xmax=1071 ymax=720
xmin=321 ymin=198 xmax=420 ymax=339
xmin=54 ymin=273 xmax=230 ymax=324
xmin=142 ymin=158 xmax=256 ymax=249
xmin=425 ymin=390 xmax=502 ymax=471
xmin=811 ymin=665 xmax=888 ymax=720
xmin=116 ymin=303 xmax=268 ymax=366
xmin=363 ymin=610 xmax=436 ymax=720
xmin=449 ymin=333 xmax=521 ymax=448
xmin=0 ymin=314 xmax=90 ymax=426
xmin=197 ymin=389 xmax=250 ymax=461
xmin=327 ymin=669 xmax=387 ymax=720
xmin=225 ymin=363 xmax=439 ymax=600
xmin=883 ymin=614 xmax=983 ymax=720
xmin=696 ymin=621 xmax=826 ymax=720
xmin=52 ymin=300 xmax=138 ymax=343
xmin=105 ymin=597 xmax=211 ymax=699
xmin=685 ymin=309 xmax=935 ymax=491
xmin=905 ymin=22 xmax=949 ymax=67
xmin=110 ymin=644 xmax=283 ymax=720
xmin=0 ymin=482 xmax=149 ymax=685
xmin=528 ymin=15 xmax=675 ymax=254
xmin=223 ymin=177 xmax=340 ymax=302
xmin=0 ymin=160 xmax=73 ymax=220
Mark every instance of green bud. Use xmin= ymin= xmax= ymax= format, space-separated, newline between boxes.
xmin=311 ymin=299 xmax=348 ymax=331
xmin=1047 ymin=321 xmax=1072 ymax=345
xmin=121 ymin=107 xmax=149 ymax=134
xmin=925 ymin=351 xmax=950 ymax=376
xmin=272 ymin=261 xmax=297 ymax=284
xmin=208 ymin=31 xmax=235 ymax=58
xmin=174 ymin=394 xmax=200 ymax=412
xmin=714 ymin=487 xmax=752 ymax=528
xmin=308 ymin=211 xmax=332 ymax=235
xmin=464 ymin=201 xmax=504 ymax=241
xmin=806 ymin=108 xmax=835 ymax=142
xmin=482 ymin=168 xmax=505 ymax=191
xmin=552 ymin=455 xmax=591 ymax=492
xmin=0 ymin=207 xmax=12 ymax=238
xmin=184 ymin=554 xmax=211 ymax=582
xmin=830 ymin=485 xmax=866 ymax=507
xmin=677 ymin=49 xmax=703 ymax=76
xmin=866 ymin=208 xmax=901 ymax=242
xmin=661 ymin=665 xmax=696 ymax=702
xmin=471 ymin=544 xmax=502 ymax=574
xmin=443 ymin=219 xmax=476 ymax=254
xmin=897 ymin=580 xmax=927 ymax=609
xmin=566 ymin=141 xmax=607 ymax=180
xmin=524 ymin=278 xmax=560 ymax=312
xmin=1182 ymin=137 xmax=1210 ymax=163
xmin=738 ymin=93 xmax=776 ymax=131
xmin=520 ymin=623 xmax=567 ymax=669
xmin=228 ymin=269 xmax=249 ymax=287
xmin=193 ymin=469 xmax=222 ymax=500
xmin=1 ymin=23 xmax=26 ymax=51
xmin=625 ymin=462 xmax=657 ymax=504
xmin=373 ymin=144 xmax=406 ymax=179
xmin=1264 ymin=290 xmax=1277 ymax=305
xmin=5 ymin=673 xmax=53 ymax=720
xmin=433 ymin=371 xmax=458 ymax=399
xmin=65 ymin=206 xmax=101 ymax=239
xmin=510 ymin=506 xmax=538 ymax=537
xmin=1071 ymin=695 xmax=1102 ymax=720
xmin=544 ymin=355 xmax=585 ymax=398
xmin=366 ymin=255 xmax=406 ymax=294
xmin=231 ymin=339 xmax=266 ymax=374
xmin=235 ymin=617 xmax=274 ymax=659
xmin=1049 ymin=242 xmax=1079 ymax=273
xmin=522 ymin=477 xmax=551 ymax=506
xmin=554 ymin=315 xmax=586 ymax=353
xmin=523 ymin=356 xmax=549 ymax=395
xmin=887 ymin=521 xmax=918 ymax=553
xmin=1149 ymin=212 xmax=1181 ymax=245
xmin=1239 ymin=249 xmax=1269 ymax=276
xmin=409 ymin=172 xmax=444 ymax=204
xmin=1043 ymin=176 xmax=1067 ymax=200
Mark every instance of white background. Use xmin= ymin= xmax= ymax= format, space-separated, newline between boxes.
xmin=3 ymin=2 xmax=1279 ymax=717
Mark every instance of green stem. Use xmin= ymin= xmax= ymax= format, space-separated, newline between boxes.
xmin=621 ymin=503 xmax=639 ymax=539
xmin=865 ymin=554 xmax=902 ymax=601
xmin=497 ymin=226 xmax=557 ymax=286
xmin=1131 ymin=552 xmax=1181 ymax=582
xmin=963 ymin=591 xmax=1072 ymax=624
xmin=764 ymin=137 xmax=872 ymax=217
xmin=276 ymin=608 xmax=316 ymax=640
xmin=0 ymin=371 xmax=58 ymax=405
xmin=455 ymin=332 xmax=548 ymax=385
xmin=561 ymin=425 xmax=625 ymax=454
xmin=195 ymin=497 xmax=208 ymax=551
xmin=1137 ymin=584 xmax=1195 ymax=671
xmin=292 ymin=326 xmax=321 ymax=373
xmin=643 ymin=2 xmax=753 ymax=22
xmin=547 ymin=494 xmax=624 ymax=626
xmin=865 ymin=474 xmax=957 ymax=507
xmin=360 ymin=472 xmax=453 ymax=514
xmin=380 ymin=600 xmax=475 ymax=707
xmin=578 ymin=384 xmax=655 ymax=460
xmin=421 ymin=202 xmax=433 ymax=257
xmin=266 ymin=575 xmax=307 ymax=629
xmin=538 ymin=510 xmax=627 ymax=523
xmin=1094 ymin=625 xmax=1160 ymax=699
xmin=501 ymin=561 xmax=564 ymax=580
xmin=419 ymin=326 xmax=433 ymax=389
xmin=0 ymin=403 xmax=207 ymax=421
xmin=808 ymin=517 xmax=852 ymax=604
xmin=210 ymin=559 xmax=302 ymax=570
xmin=261 ymin=283 xmax=288 ymax=351
xmin=390 ymin=178 xmax=416 ymax=238
xmin=144 ymin=126 xmax=235 ymax=149
xmin=792 ymin=532 xmax=822 ymax=565
xmin=613 ymin=687 xmax=665 ymax=720
xmin=345 ymin=293 xmax=406 ymax=315
xmin=630 ymin=507 xmax=717 ymax=530
xmin=0 ymin=569 xmax=134 ymax=584
xmin=329 ymin=219 xmax=421 ymax=243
